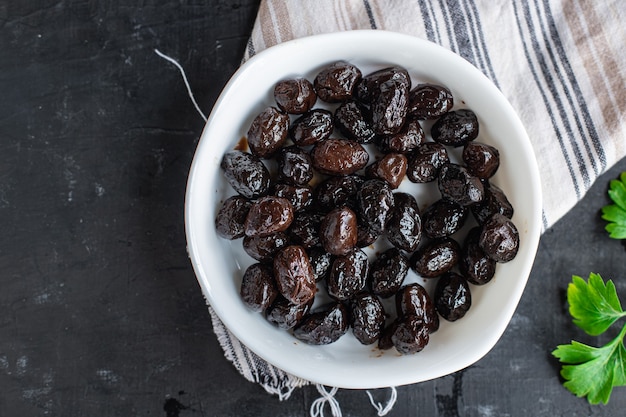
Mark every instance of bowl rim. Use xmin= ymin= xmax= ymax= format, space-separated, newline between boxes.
xmin=185 ymin=29 xmax=542 ymax=389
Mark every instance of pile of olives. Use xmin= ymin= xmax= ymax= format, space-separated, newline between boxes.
xmin=215 ymin=61 xmax=519 ymax=354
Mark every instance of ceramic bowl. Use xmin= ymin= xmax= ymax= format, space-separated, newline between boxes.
xmin=185 ymin=30 xmax=542 ymax=389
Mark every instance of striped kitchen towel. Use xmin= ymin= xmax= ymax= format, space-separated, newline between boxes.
xmin=209 ymin=0 xmax=626 ymax=412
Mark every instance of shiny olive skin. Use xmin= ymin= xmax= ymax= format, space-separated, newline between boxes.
xmin=314 ymin=61 xmax=362 ymax=103
xmin=276 ymin=146 xmax=314 ymax=186
xmin=247 ymin=106 xmax=290 ymax=158
xmin=327 ymin=249 xmax=369 ymax=301
xmin=356 ymin=66 xmax=411 ymax=104
xmin=273 ymin=245 xmax=317 ymax=305
xmin=334 ymin=100 xmax=376 ymax=143
xmin=422 ymin=199 xmax=468 ymax=239
xmin=350 ymin=293 xmax=386 ymax=345
xmin=242 ymin=232 xmax=289 ymax=263
xmin=320 ymin=207 xmax=358 ymax=256
xmin=273 ymin=78 xmax=317 ymax=114
xmin=438 ymin=163 xmax=485 ymax=206
xmin=385 ymin=192 xmax=422 ymax=252
xmin=313 ymin=175 xmax=360 ymax=213
xmin=406 ymin=142 xmax=449 ymax=183
xmin=395 ymin=283 xmax=439 ymax=333
xmin=377 ymin=119 xmax=425 ymax=154
xmin=411 ymin=237 xmax=461 ymax=278
xmin=311 ymin=138 xmax=369 ymax=175
xmin=357 ymin=179 xmax=395 ymax=234
xmin=293 ymin=303 xmax=349 ymax=345
xmin=266 ymin=295 xmax=313 ymax=330
xmin=461 ymin=227 xmax=496 ymax=285
xmin=365 ymin=153 xmax=407 ymax=189
xmin=434 ymin=272 xmax=471 ymax=321
xmin=244 ymin=196 xmax=294 ymax=238
xmin=478 ymin=213 xmax=520 ymax=263
xmin=273 ymin=183 xmax=312 ymax=212
xmin=240 ymin=263 xmax=278 ymax=312
xmin=369 ymin=248 xmax=409 ymax=298
xmin=215 ymin=196 xmax=252 ymax=240
xmin=463 ymin=141 xmax=500 ymax=179
xmin=391 ymin=315 xmax=430 ymax=354
xmin=308 ymin=247 xmax=333 ymax=282
xmin=407 ymin=83 xmax=453 ymax=120
xmin=431 ymin=109 xmax=479 ymax=147
xmin=371 ymin=78 xmax=410 ymax=135
xmin=471 ymin=182 xmax=514 ymax=225
xmin=290 ymin=109 xmax=334 ymax=146
xmin=288 ymin=212 xmax=324 ymax=249
xmin=220 ymin=151 xmax=271 ymax=199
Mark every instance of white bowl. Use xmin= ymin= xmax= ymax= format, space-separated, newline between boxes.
xmin=185 ymin=30 xmax=542 ymax=389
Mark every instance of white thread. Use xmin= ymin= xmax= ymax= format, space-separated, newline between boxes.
xmin=154 ymin=49 xmax=208 ymax=122
xmin=310 ymin=385 xmax=342 ymax=417
xmin=366 ymin=387 xmax=398 ymax=416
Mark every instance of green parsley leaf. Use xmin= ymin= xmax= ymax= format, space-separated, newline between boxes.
xmin=568 ymin=273 xmax=626 ymax=335
xmin=552 ymin=326 xmax=626 ymax=404
xmin=601 ymin=172 xmax=626 ymax=239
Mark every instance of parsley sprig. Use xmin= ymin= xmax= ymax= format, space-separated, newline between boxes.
xmin=601 ymin=172 xmax=626 ymax=239
xmin=552 ymin=273 xmax=626 ymax=404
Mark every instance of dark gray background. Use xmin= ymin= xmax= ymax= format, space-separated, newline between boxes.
xmin=1 ymin=1 xmax=625 ymax=416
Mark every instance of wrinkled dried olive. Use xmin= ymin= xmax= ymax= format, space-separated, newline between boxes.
xmin=266 ymin=295 xmax=313 ymax=330
xmin=273 ymin=183 xmax=312 ymax=212
xmin=215 ymin=196 xmax=252 ymax=240
xmin=288 ymin=212 xmax=323 ymax=249
xmin=435 ymin=272 xmax=471 ymax=321
xmin=242 ymin=232 xmax=289 ymax=263
xmin=308 ymin=247 xmax=333 ymax=282
xmin=431 ymin=109 xmax=479 ymax=147
xmin=422 ymin=199 xmax=468 ymax=239
xmin=391 ymin=315 xmax=430 ymax=354
xmin=334 ymin=100 xmax=376 ymax=143
xmin=247 ymin=106 xmax=290 ymax=158
xmin=293 ymin=303 xmax=349 ymax=345
xmin=274 ymin=78 xmax=317 ymax=114
xmin=385 ymin=192 xmax=422 ymax=252
xmin=407 ymin=83 xmax=453 ymax=120
xmin=320 ymin=207 xmax=358 ymax=256
xmin=244 ymin=196 xmax=294 ymax=238
xmin=471 ymin=182 xmax=514 ymax=225
xmin=313 ymin=175 xmax=360 ymax=213
xmin=395 ymin=283 xmax=439 ymax=333
xmin=311 ymin=138 xmax=369 ymax=175
xmin=365 ymin=153 xmax=407 ymax=189
xmin=221 ymin=151 xmax=271 ymax=199
xmin=327 ymin=249 xmax=369 ymax=301
xmin=276 ymin=146 xmax=314 ymax=186
xmin=463 ymin=142 xmax=500 ymax=179
xmin=240 ymin=263 xmax=278 ymax=312
xmin=356 ymin=223 xmax=380 ymax=248
xmin=357 ymin=179 xmax=395 ymax=234
xmin=461 ymin=226 xmax=496 ymax=285
xmin=273 ymin=245 xmax=317 ymax=305
xmin=377 ymin=119 xmax=425 ymax=154
xmin=290 ymin=109 xmax=334 ymax=146
xmin=369 ymin=248 xmax=409 ymax=298
xmin=371 ymin=78 xmax=410 ymax=135
xmin=314 ymin=61 xmax=362 ymax=103
xmin=356 ymin=66 xmax=411 ymax=104
xmin=411 ymin=237 xmax=461 ymax=278
xmin=350 ymin=293 xmax=386 ymax=345
xmin=479 ymin=213 xmax=519 ymax=263
xmin=377 ymin=320 xmax=398 ymax=350
xmin=406 ymin=142 xmax=449 ymax=183
xmin=438 ymin=163 xmax=485 ymax=206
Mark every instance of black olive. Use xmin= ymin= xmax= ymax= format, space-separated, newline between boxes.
xmin=293 ymin=303 xmax=349 ymax=345
xmin=369 ymin=248 xmax=409 ymax=298
xmin=434 ymin=272 xmax=471 ymax=321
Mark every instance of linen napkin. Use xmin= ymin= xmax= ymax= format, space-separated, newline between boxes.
xmin=205 ymin=0 xmax=626 ymax=413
